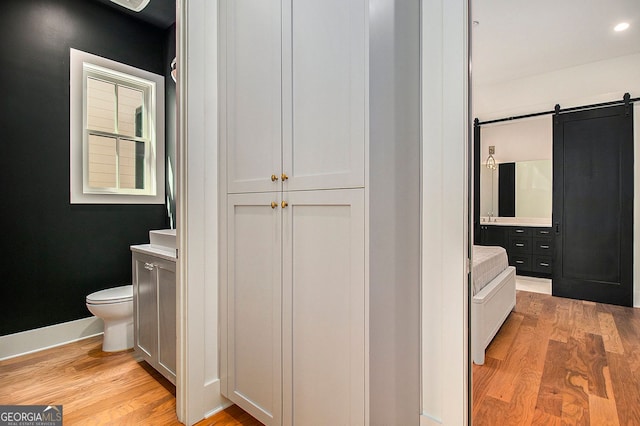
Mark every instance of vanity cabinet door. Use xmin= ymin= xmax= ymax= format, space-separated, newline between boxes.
xmin=133 ymin=254 xmax=157 ymax=363
xmin=156 ymin=259 xmax=176 ymax=382
xmin=132 ymin=252 xmax=176 ymax=385
xmin=479 ymin=225 xmax=508 ymax=248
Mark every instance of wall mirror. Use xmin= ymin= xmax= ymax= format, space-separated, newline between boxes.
xmin=480 ymin=159 xmax=552 ymax=218
xmin=478 ymin=116 xmax=553 ymax=221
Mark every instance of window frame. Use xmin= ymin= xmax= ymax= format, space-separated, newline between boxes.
xmin=70 ymin=48 xmax=165 ymax=204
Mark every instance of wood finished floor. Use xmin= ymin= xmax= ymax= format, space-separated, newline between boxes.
xmin=0 ymin=336 xmax=262 ymax=425
xmin=473 ymin=290 xmax=640 ymax=426
xmin=3 ymin=291 xmax=638 ymax=426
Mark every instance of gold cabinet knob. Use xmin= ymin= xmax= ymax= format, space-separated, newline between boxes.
xmin=281 ymin=201 xmax=288 ymax=208
xmin=281 ymin=173 xmax=289 ymax=181
xmin=271 ymin=201 xmax=278 ymax=209
xmin=271 ymin=174 xmax=279 ymax=182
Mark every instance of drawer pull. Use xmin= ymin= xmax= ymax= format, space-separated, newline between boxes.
xmin=515 ymin=260 xmax=524 ymax=264
xmin=540 ymin=245 xmax=550 ymax=249
xmin=515 ymin=229 xmax=524 ymax=233
xmin=539 ymin=230 xmax=550 ymax=234
xmin=515 ymin=243 xmax=525 ymax=247
xmin=144 ymin=262 xmax=154 ymax=271
xmin=539 ymin=262 xmax=550 ymax=267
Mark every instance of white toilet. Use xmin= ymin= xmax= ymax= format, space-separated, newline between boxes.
xmin=86 ymin=285 xmax=134 ymax=352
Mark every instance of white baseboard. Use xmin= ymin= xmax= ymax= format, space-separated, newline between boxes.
xmin=0 ymin=317 xmax=103 ymax=361
xmin=201 ymin=379 xmax=232 ymax=422
xmin=635 ymin=290 xmax=640 ymax=308
xmin=420 ymin=413 xmax=443 ymax=425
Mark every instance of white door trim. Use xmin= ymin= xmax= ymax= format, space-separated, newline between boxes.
xmin=420 ymin=0 xmax=470 ymax=424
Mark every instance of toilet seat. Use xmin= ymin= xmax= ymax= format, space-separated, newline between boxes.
xmin=86 ymin=285 xmax=133 ymax=305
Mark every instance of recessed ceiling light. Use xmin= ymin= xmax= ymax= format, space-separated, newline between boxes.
xmin=614 ymin=22 xmax=630 ymax=32
xmin=110 ymin=0 xmax=151 ymax=12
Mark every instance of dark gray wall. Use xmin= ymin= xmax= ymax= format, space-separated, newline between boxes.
xmin=0 ymin=0 xmax=171 ymax=335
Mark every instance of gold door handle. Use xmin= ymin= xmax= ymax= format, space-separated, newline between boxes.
xmin=271 ymin=201 xmax=278 ymax=209
xmin=281 ymin=201 xmax=288 ymax=208
xmin=281 ymin=173 xmax=288 ymax=181
xmin=271 ymin=174 xmax=279 ymax=182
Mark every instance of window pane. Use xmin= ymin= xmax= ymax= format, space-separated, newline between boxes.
xmin=87 ymin=78 xmax=116 ymax=133
xmin=118 ymin=86 xmax=144 ymax=138
xmin=119 ymin=139 xmax=145 ymax=189
xmin=88 ymin=134 xmax=117 ymax=188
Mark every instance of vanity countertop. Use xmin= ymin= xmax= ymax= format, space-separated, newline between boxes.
xmin=131 ymin=244 xmax=177 ymax=262
xmin=479 ymin=217 xmax=552 ymax=228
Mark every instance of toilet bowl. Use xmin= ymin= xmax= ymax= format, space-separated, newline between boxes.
xmin=86 ymin=285 xmax=133 ymax=352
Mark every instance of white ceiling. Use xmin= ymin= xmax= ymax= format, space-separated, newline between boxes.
xmin=472 ymin=0 xmax=640 ymax=86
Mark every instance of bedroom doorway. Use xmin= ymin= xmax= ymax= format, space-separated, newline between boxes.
xmin=552 ymin=103 xmax=634 ymax=306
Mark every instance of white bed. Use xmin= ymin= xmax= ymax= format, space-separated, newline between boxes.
xmin=471 ymin=245 xmax=516 ymax=365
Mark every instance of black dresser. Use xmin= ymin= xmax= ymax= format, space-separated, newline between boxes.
xmin=478 ymin=224 xmax=553 ymax=277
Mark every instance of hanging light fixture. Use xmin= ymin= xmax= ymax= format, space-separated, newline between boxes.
xmin=486 ymin=145 xmax=497 ymax=170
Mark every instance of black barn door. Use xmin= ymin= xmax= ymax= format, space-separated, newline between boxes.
xmin=552 ymin=104 xmax=634 ymax=306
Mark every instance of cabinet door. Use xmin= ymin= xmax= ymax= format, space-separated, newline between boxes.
xmin=133 ymin=254 xmax=157 ymax=363
xmin=479 ymin=225 xmax=507 ymax=248
xmin=281 ymin=189 xmax=365 ymax=426
xmin=282 ymin=0 xmax=366 ymax=191
xmin=226 ymin=192 xmax=282 ymax=425
xmin=156 ymin=259 xmax=177 ymax=384
xmin=224 ymin=0 xmax=282 ymax=194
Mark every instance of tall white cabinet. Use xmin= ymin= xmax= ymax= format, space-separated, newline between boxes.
xmin=219 ymin=0 xmax=421 ymax=424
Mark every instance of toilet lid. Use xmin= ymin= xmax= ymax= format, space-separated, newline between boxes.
xmin=86 ymin=285 xmax=133 ymax=304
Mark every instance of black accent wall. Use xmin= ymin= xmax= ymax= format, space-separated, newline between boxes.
xmin=0 ymin=0 xmax=172 ymax=335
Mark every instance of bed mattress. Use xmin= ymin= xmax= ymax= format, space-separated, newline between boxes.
xmin=472 ymin=245 xmax=509 ymax=295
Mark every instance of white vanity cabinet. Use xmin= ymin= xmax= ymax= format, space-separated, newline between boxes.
xmin=220 ymin=1 xmax=421 ymax=425
xmin=131 ymin=247 xmax=177 ymax=385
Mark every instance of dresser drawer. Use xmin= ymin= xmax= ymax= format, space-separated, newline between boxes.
xmin=532 ymin=256 xmax=553 ymax=274
xmin=509 ymin=237 xmax=532 ymax=254
xmin=510 ymin=254 xmax=532 ymax=272
xmin=510 ymin=227 xmax=532 ymax=237
xmin=533 ymin=238 xmax=553 ymax=255
xmin=533 ymin=228 xmax=553 ymax=237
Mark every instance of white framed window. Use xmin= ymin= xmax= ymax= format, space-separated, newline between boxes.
xmin=70 ymin=48 xmax=165 ymax=204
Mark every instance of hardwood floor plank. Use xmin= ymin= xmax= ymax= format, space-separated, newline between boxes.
xmin=584 ymin=333 xmax=608 ymax=398
xmin=472 ymin=395 xmax=513 ymax=426
xmin=535 ymin=340 xmax=565 ymax=418
xmin=532 ymin=407 xmax=563 ymax=426
xmin=485 ymin=312 xmax=524 ymax=361
xmin=598 ymin=312 xmax=624 ymax=354
xmin=589 ymin=394 xmax=620 ymax=426
xmin=606 ymin=352 xmax=640 ymax=425
xmin=485 ymin=314 xmax=527 ymax=402
xmin=549 ymin=299 xmax=571 ymax=343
